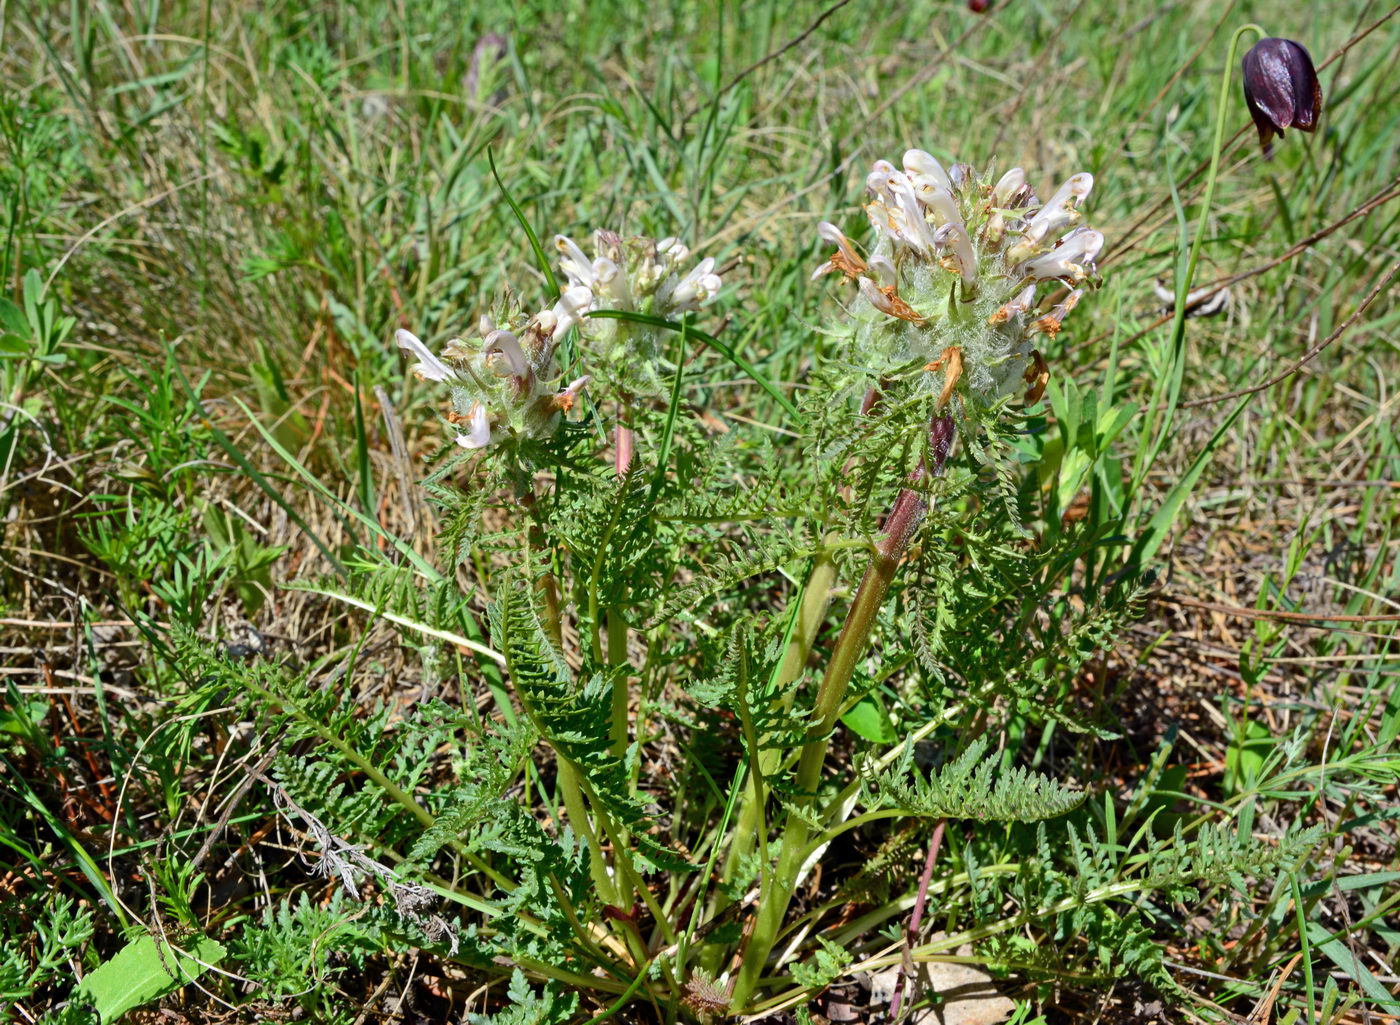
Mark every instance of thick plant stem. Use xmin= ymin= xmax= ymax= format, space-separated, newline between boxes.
xmin=718 ymin=544 xmax=839 ymax=885
xmin=557 ymin=759 xmax=621 ymax=905
xmin=729 ymin=414 xmax=954 ymax=1011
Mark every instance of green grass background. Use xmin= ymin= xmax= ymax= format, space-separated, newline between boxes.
xmin=2 ymin=0 xmax=1397 ymax=1020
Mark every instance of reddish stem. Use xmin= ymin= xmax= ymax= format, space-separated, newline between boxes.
xmin=614 ymin=425 xmax=634 ymax=475
xmin=890 ymin=818 xmax=947 ymax=1018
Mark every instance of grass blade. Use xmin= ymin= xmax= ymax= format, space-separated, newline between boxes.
xmin=586 ymin=308 xmax=799 ymax=421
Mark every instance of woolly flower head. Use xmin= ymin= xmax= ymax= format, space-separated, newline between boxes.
xmin=815 ymin=149 xmax=1103 ymax=411
xmin=396 ymin=297 xmax=588 ymax=452
xmin=555 ymin=230 xmax=723 ymax=397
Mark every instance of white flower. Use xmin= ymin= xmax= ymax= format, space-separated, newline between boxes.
xmin=911 ymin=179 xmax=961 ymax=229
xmin=1020 ymin=228 xmax=1104 ymax=283
xmin=454 ymin=403 xmax=493 ymax=449
xmin=867 ymin=253 xmax=897 ymax=287
xmin=659 ymin=256 xmax=722 ymax=313
xmin=658 ymin=237 xmax=689 ymax=265
xmin=934 ymin=223 xmax=977 ymax=287
xmin=483 ymin=329 xmax=528 ymax=375
xmin=396 ymin=329 xmax=460 ymax=382
xmin=592 ymin=257 xmax=633 ymax=306
xmin=550 ymin=285 xmax=594 ymax=340
xmin=1022 ymin=172 xmax=1094 ymax=245
xmin=903 ymin=148 xmax=953 ymax=193
xmin=555 ymin=235 xmax=595 ymax=289
xmin=991 ymin=167 xmax=1028 ymax=206
xmin=988 ymin=284 xmax=1039 ymax=325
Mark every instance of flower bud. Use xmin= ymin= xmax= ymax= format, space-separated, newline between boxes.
xmin=1241 ymin=38 xmax=1322 ymax=155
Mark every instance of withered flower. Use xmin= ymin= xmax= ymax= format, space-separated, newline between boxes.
xmin=1241 ymin=38 xmax=1322 ymax=155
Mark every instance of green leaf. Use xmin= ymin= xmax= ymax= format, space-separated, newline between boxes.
xmin=1224 ymin=719 xmax=1273 ymax=792
xmin=487 ymin=148 xmax=558 ymax=299
xmin=0 ymin=297 xmax=28 ymax=337
xmin=75 ymin=933 xmax=226 ymax=1023
xmin=870 ymin=737 xmax=1084 ymax=822
xmin=790 ymin=936 xmax=854 ymax=990
xmin=1306 ymin=921 xmax=1400 ymax=1011
xmin=586 ymin=308 xmax=800 ymax=421
xmin=1129 ymin=395 xmax=1249 ymax=568
xmin=841 ymin=692 xmax=895 ymax=744
xmin=0 ymin=698 xmax=47 ymax=735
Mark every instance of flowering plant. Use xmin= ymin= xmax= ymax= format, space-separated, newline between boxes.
xmin=395 ymin=230 xmax=723 ymax=466
xmin=341 ymin=133 xmax=1318 ymax=1022
xmin=815 ymin=150 xmax=1101 ymax=415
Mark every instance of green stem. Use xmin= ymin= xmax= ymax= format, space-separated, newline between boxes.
xmin=557 ymin=759 xmax=622 ymax=905
xmin=730 ymin=415 xmax=954 ymax=1011
xmin=1132 ymin=22 xmax=1264 ymax=495
xmin=607 ymin=607 xmax=630 ymax=758
xmin=717 ymin=542 xmax=838 ymax=887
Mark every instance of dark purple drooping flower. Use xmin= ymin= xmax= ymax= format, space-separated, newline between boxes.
xmin=1241 ymin=38 xmax=1322 ymax=155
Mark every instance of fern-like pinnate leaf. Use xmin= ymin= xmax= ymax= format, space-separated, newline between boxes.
xmin=868 ymin=737 xmax=1084 ymax=822
xmin=491 ymin=579 xmax=690 ymax=872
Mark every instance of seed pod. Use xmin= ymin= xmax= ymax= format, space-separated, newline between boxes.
xmin=1241 ymin=38 xmax=1322 ymax=155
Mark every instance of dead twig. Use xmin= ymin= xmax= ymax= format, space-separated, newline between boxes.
xmin=1181 ymin=259 xmax=1399 ymax=407
xmin=683 ymin=0 xmax=853 ymax=122
xmin=1156 ymin=593 xmax=1400 ymax=624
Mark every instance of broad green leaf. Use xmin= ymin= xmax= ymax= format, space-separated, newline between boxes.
xmin=1224 ymin=719 xmax=1273 ymax=792
xmin=841 ymin=692 xmax=895 ymax=744
xmin=1056 ymin=446 xmax=1093 ymax=513
xmin=0 ymin=297 xmax=28 ymax=337
xmin=75 ymin=933 xmax=226 ymax=1023
xmin=1095 ymin=402 xmax=1137 ymax=450
xmin=0 ymin=332 xmax=30 ymax=356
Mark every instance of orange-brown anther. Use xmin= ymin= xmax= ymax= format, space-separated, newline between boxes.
xmin=827 ymin=249 xmax=868 ymax=280
xmin=925 ymin=345 xmax=963 ymax=409
xmin=880 ymin=285 xmax=926 ymax=324
xmin=1024 ymin=349 xmax=1050 ymax=404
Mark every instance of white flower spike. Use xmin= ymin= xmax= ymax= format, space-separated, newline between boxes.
xmin=813 ymin=146 xmax=1104 ymax=407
